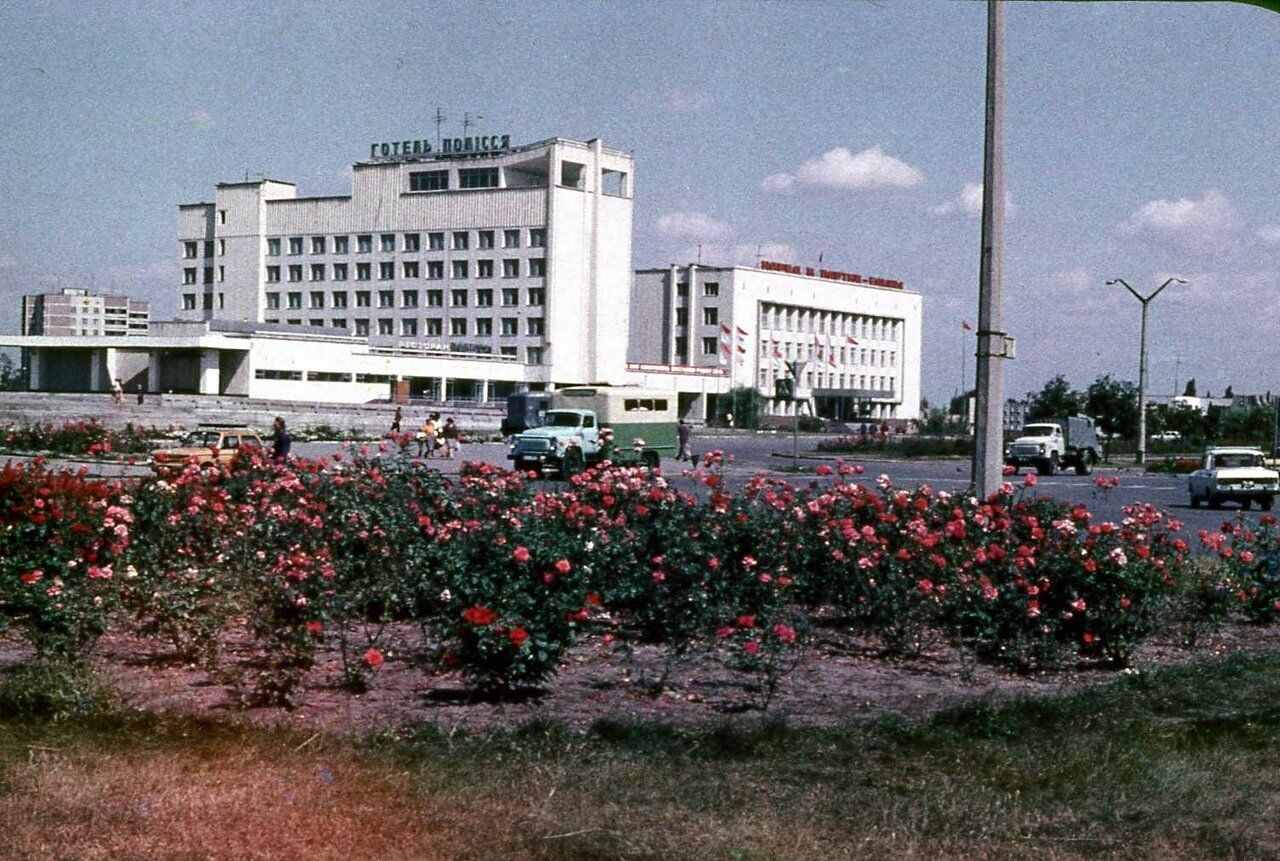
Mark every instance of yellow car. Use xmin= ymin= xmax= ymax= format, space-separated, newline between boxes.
xmin=150 ymin=425 xmax=263 ymax=473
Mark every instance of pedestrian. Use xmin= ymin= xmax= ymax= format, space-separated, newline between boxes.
xmin=677 ymin=418 xmax=693 ymax=461
xmin=441 ymin=417 xmax=460 ymax=460
xmin=136 ymin=384 xmax=144 ymax=405
xmin=111 ymin=377 xmax=123 ymax=405
xmin=417 ymin=413 xmax=438 ymax=457
xmin=389 ymin=406 xmax=403 ymax=435
xmin=726 ymin=411 xmax=734 ymax=429
xmin=271 ymin=417 xmax=292 ymax=463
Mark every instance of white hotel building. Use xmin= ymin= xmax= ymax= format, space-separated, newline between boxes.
xmin=630 ymin=263 xmax=922 ymax=422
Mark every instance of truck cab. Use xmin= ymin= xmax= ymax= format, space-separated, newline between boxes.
xmin=508 ymin=409 xmax=601 ymax=476
xmin=1004 ymin=416 xmax=1099 ymax=476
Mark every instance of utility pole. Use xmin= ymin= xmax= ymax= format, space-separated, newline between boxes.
xmin=1107 ymin=277 xmax=1185 ymax=466
xmin=971 ymin=0 xmax=1008 ymax=497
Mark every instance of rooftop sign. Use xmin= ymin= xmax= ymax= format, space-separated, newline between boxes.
xmin=368 ymin=134 xmax=512 ymax=161
xmin=759 ymin=260 xmax=904 ymax=291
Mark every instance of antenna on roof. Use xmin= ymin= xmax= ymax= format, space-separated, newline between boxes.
xmin=435 ymin=107 xmax=447 ymax=150
xmin=697 ymin=244 xmax=703 ymax=265
xmin=755 ymin=244 xmax=762 ymax=266
xmin=463 ymin=111 xmax=484 ymax=136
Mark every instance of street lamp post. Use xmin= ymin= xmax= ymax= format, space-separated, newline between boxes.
xmin=1108 ymin=277 xmax=1185 ymax=466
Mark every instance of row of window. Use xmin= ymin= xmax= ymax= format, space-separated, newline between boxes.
xmin=182 ymin=293 xmax=226 ymax=311
xmin=183 ymin=266 xmax=224 ymax=285
xmin=407 ymin=167 xmax=499 ymax=191
xmin=263 ymin=257 xmax=545 ymax=283
xmin=265 ymin=287 xmax=545 ymax=310
xmin=254 ymin=342 xmax=544 ymax=364
xmin=264 ymin=228 xmax=545 ymax=256
xmin=761 ymin=302 xmax=902 ymax=342
xmin=255 ymin=369 xmax=395 ymax=383
xmin=183 ymin=239 xmax=226 ymax=259
xmin=760 ymin=367 xmax=897 ymax=394
xmin=762 ymin=342 xmax=898 ymax=369
xmin=261 ymin=316 xmax=543 ymax=337
xmin=676 ymin=281 xmax=720 ymax=298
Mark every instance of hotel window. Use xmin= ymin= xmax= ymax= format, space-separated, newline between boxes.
xmin=675 ymin=336 xmax=687 ymax=356
xmin=355 ymin=290 xmax=371 ymax=308
xmin=309 ymin=291 xmax=324 ymax=309
xmin=357 ymin=234 xmax=372 ymax=253
xmin=503 ymin=229 xmax=520 ymax=249
xmin=266 ymin=293 xmax=281 ymax=310
xmin=288 ymin=265 xmax=302 ymax=282
xmin=218 ymin=239 xmax=226 ymax=256
xmin=288 ymin=237 xmax=303 ymax=255
xmin=204 ymin=267 xmax=214 ymax=284
xmin=218 ymin=209 xmax=226 ymax=225
xmin=476 ymin=288 xmax=493 ymax=307
xmin=333 ymin=235 xmax=349 ymax=254
xmin=331 ymin=318 xmax=346 ymax=330
xmin=355 ymin=319 xmax=370 ymax=336
xmin=183 ymin=293 xmax=196 ymax=310
xmin=403 ymin=261 xmax=419 ymax=279
xmin=476 ymin=317 xmax=493 ymax=336
xmin=378 ymin=290 xmax=394 ymax=308
xmin=458 ymin=167 xmax=499 ymax=189
xmin=702 ymin=337 xmax=718 ymax=356
xmin=527 ymin=346 xmax=544 ymax=365
xmin=310 ymin=264 xmax=325 ymax=281
xmin=527 ymin=288 xmax=545 ymax=306
xmin=452 ymin=231 xmax=469 ymax=250
xmin=477 ymin=230 xmax=495 ymax=250
xmin=526 ymin=317 xmax=544 ymax=336
xmin=703 ymin=282 xmax=720 ymax=297
xmin=184 ymin=268 xmax=197 ymax=284
xmin=379 ymin=261 xmax=394 ymax=280
xmin=267 ymin=266 xmax=281 ymax=283
xmin=403 ymin=233 xmax=421 ymax=252
xmin=677 ymin=282 xmax=688 ymax=296
xmin=529 ymin=258 xmax=546 ymax=277
xmin=332 ymin=292 xmax=348 ymax=309
xmin=402 ymin=290 xmax=418 ymax=308
xmin=184 ymin=241 xmax=198 ymax=259
xmin=502 ymin=259 xmax=520 ymax=278
xmin=427 ymin=260 xmax=444 ymax=279
xmin=450 ymin=289 xmax=468 ymax=307
xmin=452 ymin=260 xmax=469 ymax=279
xmin=501 ymin=317 xmax=518 ymax=336
xmin=333 ymin=263 xmax=348 ymax=281
xmin=426 ymin=290 xmax=443 ymax=307
xmin=204 ymin=240 xmax=215 ymax=257
xmin=310 ymin=319 xmax=324 ymax=328
xmin=311 ymin=237 xmax=326 ymax=254
xmin=675 ymin=308 xmax=687 ymax=326
xmin=702 ymin=307 xmax=718 ymax=326
xmin=266 ymin=238 xmax=280 ymax=256
xmin=287 ymin=292 xmax=302 ymax=309
xmin=409 ymin=170 xmax=448 ymax=191
xmin=380 ymin=233 xmax=395 ymax=252
xmin=428 ymin=232 xmax=444 ymax=251
xmin=529 ymin=228 xmax=546 ymax=248
xmin=402 ymin=319 xmax=418 ymax=336
xmin=426 ymin=317 xmax=442 ymax=336
xmin=502 ymin=288 xmax=519 ymax=307
xmin=477 ymin=259 xmax=494 ymax=279
xmin=356 ymin=262 xmax=371 ymax=281
xmin=500 ymin=346 xmax=518 ymax=358
xmin=451 ymin=318 xmax=467 ymax=336
xmin=378 ymin=318 xmax=394 ymax=335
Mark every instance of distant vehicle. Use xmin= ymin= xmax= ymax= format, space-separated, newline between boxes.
xmin=150 ymin=425 xmax=263 ymax=474
xmin=1188 ymin=447 xmax=1278 ymax=510
xmin=501 ymin=391 xmax=552 ymax=438
xmin=507 ymin=386 xmax=677 ymax=477
xmin=1151 ymin=430 xmax=1183 ymax=442
xmin=1004 ymin=416 xmax=1100 ymax=476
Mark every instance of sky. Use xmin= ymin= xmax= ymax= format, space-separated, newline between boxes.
xmin=0 ymin=0 xmax=1277 ymax=406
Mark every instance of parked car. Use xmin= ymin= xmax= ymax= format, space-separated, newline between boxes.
xmin=150 ymin=425 xmax=263 ymax=473
xmin=1188 ymin=447 xmax=1279 ymax=510
xmin=1151 ymin=430 xmax=1183 ymax=442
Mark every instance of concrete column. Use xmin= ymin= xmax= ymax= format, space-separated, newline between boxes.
xmin=198 ymin=349 xmax=220 ymax=395
xmin=147 ymin=351 xmax=162 ymax=393
xmin=438 ymin=376 xmax=448 ymax=403
xmin=479 ymin=379 xmax=490 ymax=404
xmin=668 ymin=264 xmax=679 ymax=364
xmin=103 ymin=348 xmax=119 ymax=392
xmin=27 ymin=348 xmax=41 ymax=390
xmin=89 ymin=349 xmax=105 ymax=392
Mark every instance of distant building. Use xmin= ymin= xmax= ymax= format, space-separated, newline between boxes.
xmin=21 ymin=289 xmax=149 ymax=337
xmin=1004 ymin=398 xmax=1029 ymax=432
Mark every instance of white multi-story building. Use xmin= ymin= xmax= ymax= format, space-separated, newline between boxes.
xmin=630 ymin=262 xmax=922 ymax=422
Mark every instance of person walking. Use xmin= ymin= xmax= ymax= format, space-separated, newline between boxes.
xmin=417 ymin=414 xmax=438 ymax=458
xmin=441 ymin=417 xmax=460 ymax=460
xmin=111 ymin=377 xmax=124 ymax=405
xmin=271 ymin=417 xmax=292 ymax=463
xmin=389 ymin=406 xmax=403 ymax=435
xmin=676 ymin=418 xmax=693 ymax=462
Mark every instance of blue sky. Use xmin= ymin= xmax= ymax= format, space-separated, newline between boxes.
xmin=1 ymin=0 xmax=1277 ymax=405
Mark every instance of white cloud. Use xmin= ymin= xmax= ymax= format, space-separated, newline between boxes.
xmin=1120 ymin=188 xmax=1242 ymax=249
xmin=1258 ymin=224 xmax=1280 ymax=247
xmin=663 ymin=88 xmax=712 ymax=112
xmin=929 ymin=182 xmax=985 ymax=218
xmin=657 ymin=211 xmax=731 ymax=241
xmin=762 ymin=146 xmax=923 ymax=194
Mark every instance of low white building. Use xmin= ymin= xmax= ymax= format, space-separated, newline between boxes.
xmin=630 ymin=262 xmax=922 ymax=423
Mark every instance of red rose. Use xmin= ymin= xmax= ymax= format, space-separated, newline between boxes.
xmin=19 ymin=570 xmax=43 ymax=584
xmin=508 ymin=627 xmax=528 ymax=646
xmin=513 ymin=546 xmax=531 ymax=563
xmin=736 ymin=614 xmax=756 ymax=628
xmin=743 ymin=640 xmax=760 ymax=656
xmin=304 ymin=620 xmax=324 ymax=635
xmin=462 ymin=605 xmax=498 ymax=626
xmin=554 ymin=558 xmax=571 ymax=574
xmin=771 ymin=623 xmax=796 ymax=644
xmin=363 ymin=647 xmax=385 ymax=668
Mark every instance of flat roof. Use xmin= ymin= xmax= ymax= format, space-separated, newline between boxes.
xmin=634 ymin=263 xmax=919 ymax=295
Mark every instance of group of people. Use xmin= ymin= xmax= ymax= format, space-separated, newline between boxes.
xmin=110 ymin=377 xmax=144 ymax=405
xmin=388 ymin=407 xmax=461 ymax=459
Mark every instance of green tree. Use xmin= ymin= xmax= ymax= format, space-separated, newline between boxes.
xmin=725 ymin=386 xmax=766 ymax=429
xmin=1027 ymin=376 xmax=1082 ymax=421
xmin=1085 ymin=375 xmax=1139 ymax=439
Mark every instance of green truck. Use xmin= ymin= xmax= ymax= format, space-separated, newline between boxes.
xmin=507 ymin=386 xmax=678 ymax=477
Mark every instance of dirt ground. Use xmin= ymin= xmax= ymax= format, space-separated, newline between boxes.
xmin=8 ymin=620 xmax=1280 ymax=736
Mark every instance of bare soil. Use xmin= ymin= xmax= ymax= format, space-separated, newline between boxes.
xmin=8 ymin=621 xmax=1280 ymax=736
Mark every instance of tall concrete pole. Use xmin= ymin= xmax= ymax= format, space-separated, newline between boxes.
xmin=1108 ymin=277 xmax=1183 ymax=466
xmin=971 ymin=0 xmax=1007 ymax=497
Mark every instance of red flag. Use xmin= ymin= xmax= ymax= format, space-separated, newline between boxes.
xmin=736 ymin=345 xmax=747 ymax=354
xmin=736 ymin=326 xmax=749 ymax=337
xmin=961 ymin=320 xmax=972 ymax=332
xmin=846 ymin=336 xmax=858 ymax=345
xmin=720 ymin=342 xmax=731 ymax=354
xmin=772 ymin=348 xmax=782 ymax=359
xmin=720 ymin=324 xmax=732 ymax=335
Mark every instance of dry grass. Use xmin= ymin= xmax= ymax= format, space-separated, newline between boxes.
xmin=4 ymin=651 xmax=1280 ymax=860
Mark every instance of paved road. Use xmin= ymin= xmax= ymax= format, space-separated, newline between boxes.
xmin=5 ymin=433 xmax=1255 ymax=537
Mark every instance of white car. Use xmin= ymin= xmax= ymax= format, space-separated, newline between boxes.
xmin=1188 ymin=447 xmax=1279 ymax=511
xmin=1151 ymin=431 xmax=1183 ymax=442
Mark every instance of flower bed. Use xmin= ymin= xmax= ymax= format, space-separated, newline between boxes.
xmin=1 ymin=447 xmax=1266 ymax=711
xmin=0 ymin=420 xmax=155 ymax=458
